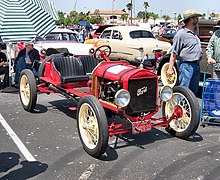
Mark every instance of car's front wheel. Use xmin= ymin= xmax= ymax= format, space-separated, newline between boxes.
xmin=162 ymin=86 xmax=200 ymax=139
xmin=77 ymin=95 xmax=109 ymax=158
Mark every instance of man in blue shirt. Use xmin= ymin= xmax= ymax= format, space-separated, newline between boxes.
xmin=167 ymin=9 xmax=203 ymax=95
xmin=78 ymin=25 xmax=86 ymax=43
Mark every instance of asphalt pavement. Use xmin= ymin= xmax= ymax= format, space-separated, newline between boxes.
xmin=0 ymin=92 xmax=220 ymax=180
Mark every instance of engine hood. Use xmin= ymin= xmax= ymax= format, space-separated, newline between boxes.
xmin=94 ymin=61 xmax=157 ymax=83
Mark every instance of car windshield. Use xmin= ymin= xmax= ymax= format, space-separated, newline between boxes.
xmin=130 ymin=30 xmax=155 ymax=39
xmin=44 ymin=33 xmax=78 ymax=42
xmin=164 ymin=28 xmax=176 ymax=35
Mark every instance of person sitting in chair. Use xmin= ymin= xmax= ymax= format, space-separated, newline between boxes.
xmin=14 ymin=42 xmax=40 ymax=86
xmin=0 ymin=48 xmax=9 ymax=88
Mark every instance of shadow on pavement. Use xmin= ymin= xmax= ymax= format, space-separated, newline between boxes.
xmin=184 ymin=133 xmax=203 ymax=142
xmin=48 ymin=99 xmax=77 ymax=119
xmin=100 ymin=146 xmax=118 ymax=161
xmin=111 ymin=128 xmax=174 ymax=150
xmin=33 ymin=104 xmax=48 ymax=114
xmin=0 ymin=152 xmax=48 ymax=180
xmin=0 ymin=152 xmax=20 ymax=173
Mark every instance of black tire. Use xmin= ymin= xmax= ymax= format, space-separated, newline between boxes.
xmin=38 ymin=53 xmax=63 ymax=80
xmin=77 ymin=95 xmax=109 ymax=158
xmin=157 ymin=53 xmax=171 ymax=75
xmin=19 ymin=69 xmax=37 ymax=112
xmin=162 ymin=86 xmax=200 ymax=139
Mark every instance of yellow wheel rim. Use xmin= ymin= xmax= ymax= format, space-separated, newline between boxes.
xmin=165 ymin=93 xmax=191 ymax=132
xmin=78 ymin=103 xmax=99 ymax=149
xmin=20 ymin=75 xmax=30 ymax=106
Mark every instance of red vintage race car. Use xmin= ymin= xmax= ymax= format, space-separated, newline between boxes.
xmin=18 ymin=45 xmax=200 ymax=158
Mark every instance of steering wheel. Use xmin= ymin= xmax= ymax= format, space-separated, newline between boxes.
xmin=94 ymin=45 xmax=111 ymax=61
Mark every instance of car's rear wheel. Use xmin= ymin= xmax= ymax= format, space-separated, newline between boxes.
xmin=19 ymin=69 xmax=37 ymax=112
xmin=162 ymin=86 xmax=200 ymax=139
xmin=77 ymin=95 xmax=109 ymax=158
xmin=161 ymin=62 xmax=178 ymax=88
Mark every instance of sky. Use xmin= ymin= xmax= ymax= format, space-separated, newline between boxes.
xmin=52 ymin=0 xmax=220 ymax=18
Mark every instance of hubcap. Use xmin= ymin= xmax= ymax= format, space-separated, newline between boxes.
xmin=165 ymin=93 xmax=191 ymax=132
xmin=20 ymin=75 xmax=30 ymax=106
xmin=78 ymin=103 xmax=99 ymax=149
xmin=161 ymin=63 xmax=177 ymax=88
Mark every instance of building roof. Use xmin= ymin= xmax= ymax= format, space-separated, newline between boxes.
xmin=92 ymin=10 xmax=128 ymax=15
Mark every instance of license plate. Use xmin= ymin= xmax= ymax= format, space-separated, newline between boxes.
xmin=132 ymin=120 xmax=151 ymax=134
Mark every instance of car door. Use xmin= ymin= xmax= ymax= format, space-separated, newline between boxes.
xmin=108 ymin=30 xmax=127 ymax=60
xmin=99 ymin=30 xmax=117 ymax=59
xmin=99 ymin=29 xmax=132 ymax=61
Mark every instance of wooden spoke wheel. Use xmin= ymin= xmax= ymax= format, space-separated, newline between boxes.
xmin=77 ymin=95 xmax=109 ymax=158
xmin=162 ymin=86 xmax=200 ymax=139
xmin=19 ymin=69 xmax=37 ymax=112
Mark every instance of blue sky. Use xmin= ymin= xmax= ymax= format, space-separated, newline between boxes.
xmin=53 ymin=0 xmax=220 ymax=18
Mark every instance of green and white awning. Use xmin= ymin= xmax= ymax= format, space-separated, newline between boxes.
xmin=31 ymin=0 xmax=58 ymax=20
xmin=0 ymin=0 xmax=56 ymax=42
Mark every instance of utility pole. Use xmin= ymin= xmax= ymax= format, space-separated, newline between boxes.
xmin=112 ymin=0 xmax=115 ymax=23
xmin=130 ymin=0 xmax=133 ymax=25
xmin=74 ymin=0 xmax=77 ymax=11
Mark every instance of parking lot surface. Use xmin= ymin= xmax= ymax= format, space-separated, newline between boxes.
xmin=0 ymin=92 xmax=220 ymax=180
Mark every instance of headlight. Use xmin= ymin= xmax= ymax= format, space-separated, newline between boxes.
xmin=114 ymin=89 xmax=131 ymax=108
xmin=160 ymin=86 xmax=173 ymax=102
xmin=89 ymin=48 xmax=95 ymax=54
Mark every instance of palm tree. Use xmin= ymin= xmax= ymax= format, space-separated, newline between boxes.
xmin=137 ymin=11 xmax=145 ymax=22
xmin=121 ymin=13 xmax=128 ymax=22
xmin=143 ymin=2 xmax=149 ymax=11
xmin=150 ymin=13 xmax=159 ymax=24
xmin=162 ymin=15 xmax=171 ymax=22
xmin=126 ymin=2 xmax=133 ymax=24
xmin=143 ymin=2 xmax=149 ymax=23
xmin=69 ymin=11 xmax=78 ymax=19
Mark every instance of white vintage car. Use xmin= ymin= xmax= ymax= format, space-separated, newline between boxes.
xmin=86 ymin=26 xmax=171 ymax=62
xmin=34 ymin=28 xmax=94 ymax=56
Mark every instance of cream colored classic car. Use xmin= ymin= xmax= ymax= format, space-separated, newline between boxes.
xmin=86 ymin=26 xmax=171 ymax=62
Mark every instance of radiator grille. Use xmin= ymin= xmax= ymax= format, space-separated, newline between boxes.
xmin=126 ymin=78 xmax=157 ymax=115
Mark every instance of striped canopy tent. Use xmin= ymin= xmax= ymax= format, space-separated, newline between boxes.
xmin=31 ymin=0 xmax=58 ymax=21
xmin=0 ymin=0 xmax=57 ymax=91
xmin=0 ymin=0 xmax=56 ymax=42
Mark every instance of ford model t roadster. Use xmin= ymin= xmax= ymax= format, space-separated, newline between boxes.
xmin=18 ymin=45 xmax=200 ymax=158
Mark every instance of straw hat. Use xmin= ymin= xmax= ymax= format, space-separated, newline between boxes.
xmin=181 ymin=9 xmax=202 ymax=22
